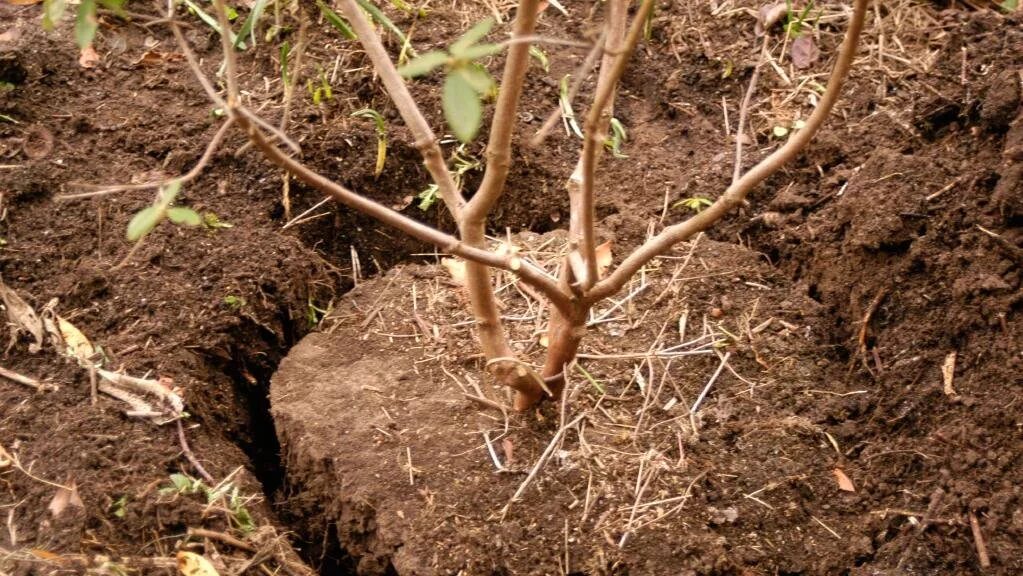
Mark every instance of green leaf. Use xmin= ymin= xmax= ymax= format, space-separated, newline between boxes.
xmin=74 ymin=0 xmax=98 ymax=49
xmin=126 ymin=206 xmax=164 ymax=241
xmin=166 ymin=207 xmax=202 ymax=227
xmin=454 ymin=42 xmax=503 ymax=61
xmin=317 ymin=0 xmax=356 ymax=40
xmin=235 ymin=0 xmax=270 ymax=49
xmin=169 ymin=473 xmax=193 ymax=493
xmin=1001 ymin=0 xmax=1019 ymax=10
xmin=454 ymin=64 xmax=494 ymax=95
xmin=42 ymin=0 xmax=67 ymax=31
xmin=450 ymin=17 xmax=494 ymax=56
xmin=98 ymin=0 xmax=125 ymax=13
xmin=443 ymin=72 xmax=482 ymax=143
xmin=396 ymin=51 xmax=448 ymax=77
xmin=354 ymin=0 xmax=409 ymax=48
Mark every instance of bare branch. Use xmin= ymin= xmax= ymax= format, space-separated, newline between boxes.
xmin=578 ymin=0 xmax=654 ymax=289
xmin=462 ymin=0 xmax=543 ymax=223
xmin=733 ymin=37 xmax=769 ymax=184
xmin=57 ymin=118 xmax=235 ymax=201
xmin=530 ymin=31 xmax=606 ymax=147
xmin=232 ymin=110 xmax=572 ymax=313
xmin=335 ymin=0 xmax=464 ymax=220
xmin=588 ymin=0 xmax=869 ymax=302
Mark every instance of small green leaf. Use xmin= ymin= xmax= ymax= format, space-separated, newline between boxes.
xmin=529 ymin=45 xmax=549 ymax=72
xmin=450 ymin=17 xmax=494 ymax=56
xmin=126 ymin=206 xmax=163 ymax=241
xmin=772 ymin=125 xmax=789 ymax=138
xmin=169 ymin=473 xmax=193 ymax=493
xmin=235 ymin=0 xmax=270 ymax=49
xmin=42 ymin=0 xmax=68 ymax=31
xmin=396 ymin=51 xmax=448 ymax=77
xmin=1000 ymin=0 xmax=1018 ymax=10
xmin=74 ymin=0 xmax=98 ymax=49
xmin=454 ymin=64 xmax=494 ymax=95
xmin=166 ymin=207 xmax=202 ymax=227
xmin=443 ymin=72 xmax=482 ymax=143
xmin=317 ymin=0 xmax=356 ymax=40
xmin=455 ymin=43 xmax=503 ymax=61
xmin=98 ymin=0 xmax=125 ymax=13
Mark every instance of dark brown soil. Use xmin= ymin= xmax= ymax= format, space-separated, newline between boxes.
xmin=1 ymin=0 xmax=1021 ymax=575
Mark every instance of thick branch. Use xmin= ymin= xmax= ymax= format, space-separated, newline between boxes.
xmin=588 ymin=0 xmax=869 ymax=302
xmin=335 ymin=0 xmax=464 ymax=219
xmin=577 ymin=0 xmax=654 ymax=289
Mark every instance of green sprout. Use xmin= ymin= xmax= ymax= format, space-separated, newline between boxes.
xmin=559 ymin=75 xmax=583 ymax=138
xmin=604 ymin=118 xmax=628 ymax=158
xmin=674 ymin=196 xmax=713 ymax=213
xmin=126 ymin=181 xmax=202 ymax=242
xmin=784 ymin=0 xmax=816 ymax=38
xmin=159 ymin=473 xmax=257 ymax=535
xmin=318 ymin=0 xmax=356 ymax=40
xmin=307 ymin=68 xmax=333 ymax=105
xmin=223 ymin=295 xmax=246 ymax=309
xmin=202 ymin=212 xmax=234 ymax=230
xmin=529 ymin=45 xmax=550 ymax=72
xmin=351 ymin=108 xmax=388 ymax=178
xmin=397 ymin=18 xmax=504 ymax=142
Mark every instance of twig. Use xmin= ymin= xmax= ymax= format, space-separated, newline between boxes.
xmin=733 ymin=37 xmax=769 ymax=184
xmin=688 ymin=352 xmax=731 ymax=431
xmin=187 ymin=527 xmax=256 ymax=552
xmin=0 ymin=365 xmax=56 ymax=392
xmin=530 ymin=33 xmax=606 ymax=147
xmin=178 ymin=419 xmax=216 ymax=484
xmin=969 ymin=510 xmax=991 ymax=569
xmin=588 ymin=0 xmax=869 ymax=301
xmin=501 ymin=413 xmax=584 ymax=519
xmin=57 ymin=119 xmax=234 ymax=201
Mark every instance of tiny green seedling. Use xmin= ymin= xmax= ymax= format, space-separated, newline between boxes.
xmin=784 ymin=0 xmax=817 ymax=38
xmin=110 ymin=495 xmax=128 ymax=518
xmin=126 ymin=181 xmax=202 ymax=242
xmin=604 ymin=118 xmax=628 ymax=158
xmin=398 ymin=18 xmax=503 ymax=142
xmin=351 ymin=108 xmax=388 ymax=177
xmin=529 ymin=45 xmax=550 ymax=72
xmin=674 ymin=196 xmax=713 ymax=213
xmin=559 ymin=75 xmax=584 ymax=138
xmin=223 ymin=295 xmax=246 ymax=309
xmin=318 ymin=0 xmax=357 ymax=40
xmin=417 ymin=144 xmax=481 ymax=211
xmin=307 ymin=68 xmax=333 ymax=105
xmin=417 ymin=184 xmax=440 ymax=211
xmin=159 ymin=472 xmax=257 ymax=534
xmin=202 ymin=211 xmax=234 ymax=230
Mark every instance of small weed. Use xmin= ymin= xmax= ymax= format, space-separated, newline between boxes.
xmin=417 ymin=144 xmax=481 ymax=211
xmin=307 ymin=68 xmax=333 ymax=105
xmin=160 ymin=472 xmax=257 ymax=534
xmin=307 ymin=298 xmax=331 ymax=328
xmin=126 ymin=181 xmax=202 ymax=242
xmin=784 ymin=0 xmax=817 ymax=38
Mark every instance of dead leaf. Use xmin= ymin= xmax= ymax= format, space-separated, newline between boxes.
xmin=57 ymin=317 xmax=95 ymax=366
xmin=595 ymin=241 xmax=613 ymax=279
xmin=48 ymin=482 xmax=84 ymax=517
xmin=28 ymin=549 xmax=66 ymax=562
xmin=132 ymin=50 xmax=184 ymax=67
xmin=441 ymin=258 xmax=466 ymax=286
xmin=942 ymin=351 xmax=957 ymax=397
xmin=78 ymin=45 xmax=100 ymax=69
xmin=177 ymin=551 xmax=221 ymax=576
xmin=832 ymin=468 xmax=855 ymax=492
xmin=0 ymin=28 xmax=23 ymax=43
xmin=0 ymin=280 xmax=44 ymax=353
xmin=756 ymin=3 xmax=788 ymax=36
xmin=790 ymin=35 xmax=819 ymax=69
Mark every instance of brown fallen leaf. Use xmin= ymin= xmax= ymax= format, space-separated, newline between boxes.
xmin=78 ymin=45 xmax=100 ymax=69
xmin=57 ymin=316 xmax=95 ymax=367
xmin=0 ymin=279 xmax=45 ymax=353
xmin=48 ymin=482 xmax=84 ymax=517
xmin=133 ymin=50 xmax=185 ymax=67
xmin=756 ymin=3 xmax=788 ymax=36
xmin=790 ymin=35 xmax=820 ymax=69
xmin=441 ymin=257 xmax=466 ymax=286
xmin=833 ymin=468 xmax=856 ymax=492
